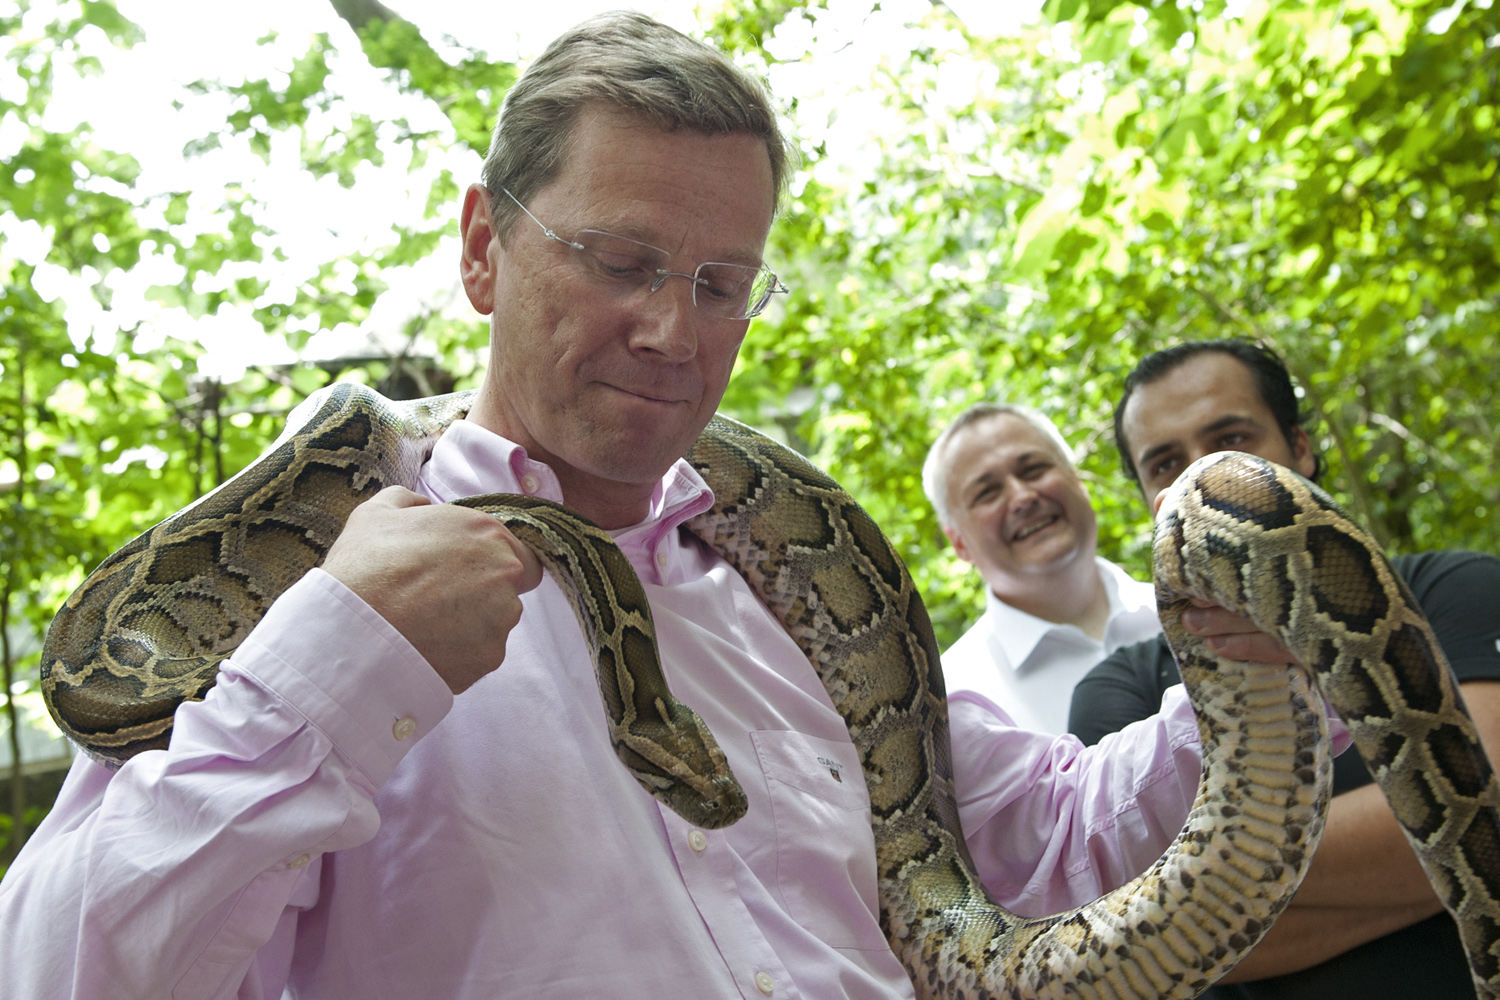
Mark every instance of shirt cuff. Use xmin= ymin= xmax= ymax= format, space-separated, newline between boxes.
xmin=231 ymin=568 xmax=454 ymax=788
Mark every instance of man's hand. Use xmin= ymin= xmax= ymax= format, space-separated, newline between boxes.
xmin=1180 ymin=598 xmax=1299 ymax=664
xmin=321 ymin=486 xmax=544 ymax=694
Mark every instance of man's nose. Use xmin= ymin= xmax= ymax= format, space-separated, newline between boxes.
xmin=1007 ymin=476 xmax=1041 ymax=510
xmin=629 ymin=274 xmax=700 ymax=361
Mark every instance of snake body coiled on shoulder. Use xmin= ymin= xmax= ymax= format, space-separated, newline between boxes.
xmin=40 ymin=383 xmax=1500 ymax=998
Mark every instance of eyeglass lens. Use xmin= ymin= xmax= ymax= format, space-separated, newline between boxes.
xmin=501 ymin=188 xmax=783 ymax=320
xmin=571 ymin=230 xmax=775 ymax=320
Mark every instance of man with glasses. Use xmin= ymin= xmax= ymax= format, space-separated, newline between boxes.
xmin=2 ymin=17 xmax=1273 ymax=999
xmin=500 ymin=187 xmax=787 ymax=321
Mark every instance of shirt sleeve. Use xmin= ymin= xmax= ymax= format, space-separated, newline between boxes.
xmin=0 ymin=570 xmax=452 ymax=1000
xmin=1068 ymin=636 xmax=1178 ymax=746
xmin=951 ymin=684 xmax=1203 ymax=918
xmin=1395 ymin=550 xmax=1500 ymax=683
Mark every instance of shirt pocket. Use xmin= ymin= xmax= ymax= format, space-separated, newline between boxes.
xmin=750 ymin=730 xmax=889 ymax=951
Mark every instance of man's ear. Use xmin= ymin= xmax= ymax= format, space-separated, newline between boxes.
xmin=942 ymin=524 xmax=976 ymax=566
xmin=460 ymin=184 xmax=499 ymax=316
xmin=1290 ymin=427 xmax=1317 ymax=480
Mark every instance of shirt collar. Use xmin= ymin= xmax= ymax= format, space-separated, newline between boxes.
xmin=414 ymin=419 xmax=715 ymax=585
xmin=983 ymin=556 xmax=1124 ymax=672
xmin=983 ymin=588 xmax=1059 ymax=671
xmin=1097 ymin=557 xmax=1155 ymax=616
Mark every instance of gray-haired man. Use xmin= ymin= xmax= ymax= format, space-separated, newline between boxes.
xmin=923 ymin=403 xmax=1159 ymax=732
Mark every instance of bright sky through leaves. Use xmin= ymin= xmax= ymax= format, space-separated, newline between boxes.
xmin=3 ymin=0 xmax=1041 ymax=382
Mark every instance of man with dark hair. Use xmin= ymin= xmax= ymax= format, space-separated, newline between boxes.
xmin=1111 ymin=338 xmax=1324 ymax=488
xmin=1 ymin=16 xmax=1241 ymax=999
xmin=1071 ymin=337 xmax=1500 ymax=999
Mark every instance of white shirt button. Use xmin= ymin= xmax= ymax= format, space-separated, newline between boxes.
xmin=287 ymin=853 xmax=311 ymax=869
xmin=687 ymin=830 xmax=708 ymax=853
xmin=754 ymin=971 xmax=775 ymax=995
xmin=520 ymin=473 xmax=540 ymax=494
xmin=655 ymin=550 xmax=669 ymax=569
xmin=392 ymin=716 xmax=417 ymax=741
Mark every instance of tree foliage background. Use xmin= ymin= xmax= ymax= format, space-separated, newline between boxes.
xmin=2 ymin=0 xmax=1495 ymax=865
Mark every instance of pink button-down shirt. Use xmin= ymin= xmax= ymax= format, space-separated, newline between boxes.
xmin=0 ymin=414 xmax=1210 ymax=1000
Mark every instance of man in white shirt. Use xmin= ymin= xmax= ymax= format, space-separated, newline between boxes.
xmin=922 ymin=403 xmax=1161 ymax=733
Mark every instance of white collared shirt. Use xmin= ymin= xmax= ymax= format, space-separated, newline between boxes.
xmin=940 ymin=558 xmax=1162 ymax=734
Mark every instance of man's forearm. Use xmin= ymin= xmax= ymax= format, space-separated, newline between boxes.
xmin=1218 ymin=898 xmax=1441 ymax=982
xmin=1210 ymin=761 xmax=1444 ymax=981
xmin=1281 ymin=781 xmax=1442 ymax=907
xmin=1222 ymin=680 xmax=1500 ymax=980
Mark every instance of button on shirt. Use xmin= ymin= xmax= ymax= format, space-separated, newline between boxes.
xmin=0 ymin=407 xmax=1213 ymax=1000
xmin=940 ymin=558 xmax=1161 ymax=734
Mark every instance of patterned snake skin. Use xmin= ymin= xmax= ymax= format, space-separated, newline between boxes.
xmin=40 ymin=384 xmax=1500 ymax=998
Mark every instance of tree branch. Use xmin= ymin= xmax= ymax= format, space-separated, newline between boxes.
xmin=326 ymin=0 xmax=403 ymax=33
xmin=322 ymin=0 xmax=514 ymax=153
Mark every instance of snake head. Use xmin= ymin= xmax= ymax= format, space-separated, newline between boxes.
xmin=659 ymin=772 xmax=751 ymax=831
xmin=615 ymin=700 xmax=750 ymax=829
xmin=1152 ymin=451 xmax=1303 ymax=608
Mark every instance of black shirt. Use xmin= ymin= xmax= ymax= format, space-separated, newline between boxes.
xmin=1068 ymin=550 xmax=1500 ymax=1000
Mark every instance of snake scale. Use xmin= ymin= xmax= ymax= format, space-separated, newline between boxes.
xmin=40 ymin=382 xmax=1500 ymax=999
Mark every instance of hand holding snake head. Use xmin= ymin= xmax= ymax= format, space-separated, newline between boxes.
xmin=1152 ymin=459 xmax=1305 ymax=667
xmin=1180 ymin=599 xmax=1302 ymax=665
xmin=320 ymin=485 xmax=545 ymax=696
xmin=313 ymin=477 xmax=747 ymax=828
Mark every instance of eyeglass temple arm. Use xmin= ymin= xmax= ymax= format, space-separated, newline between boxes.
xmin=502 ymin=187 xmax=584 ymax=250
